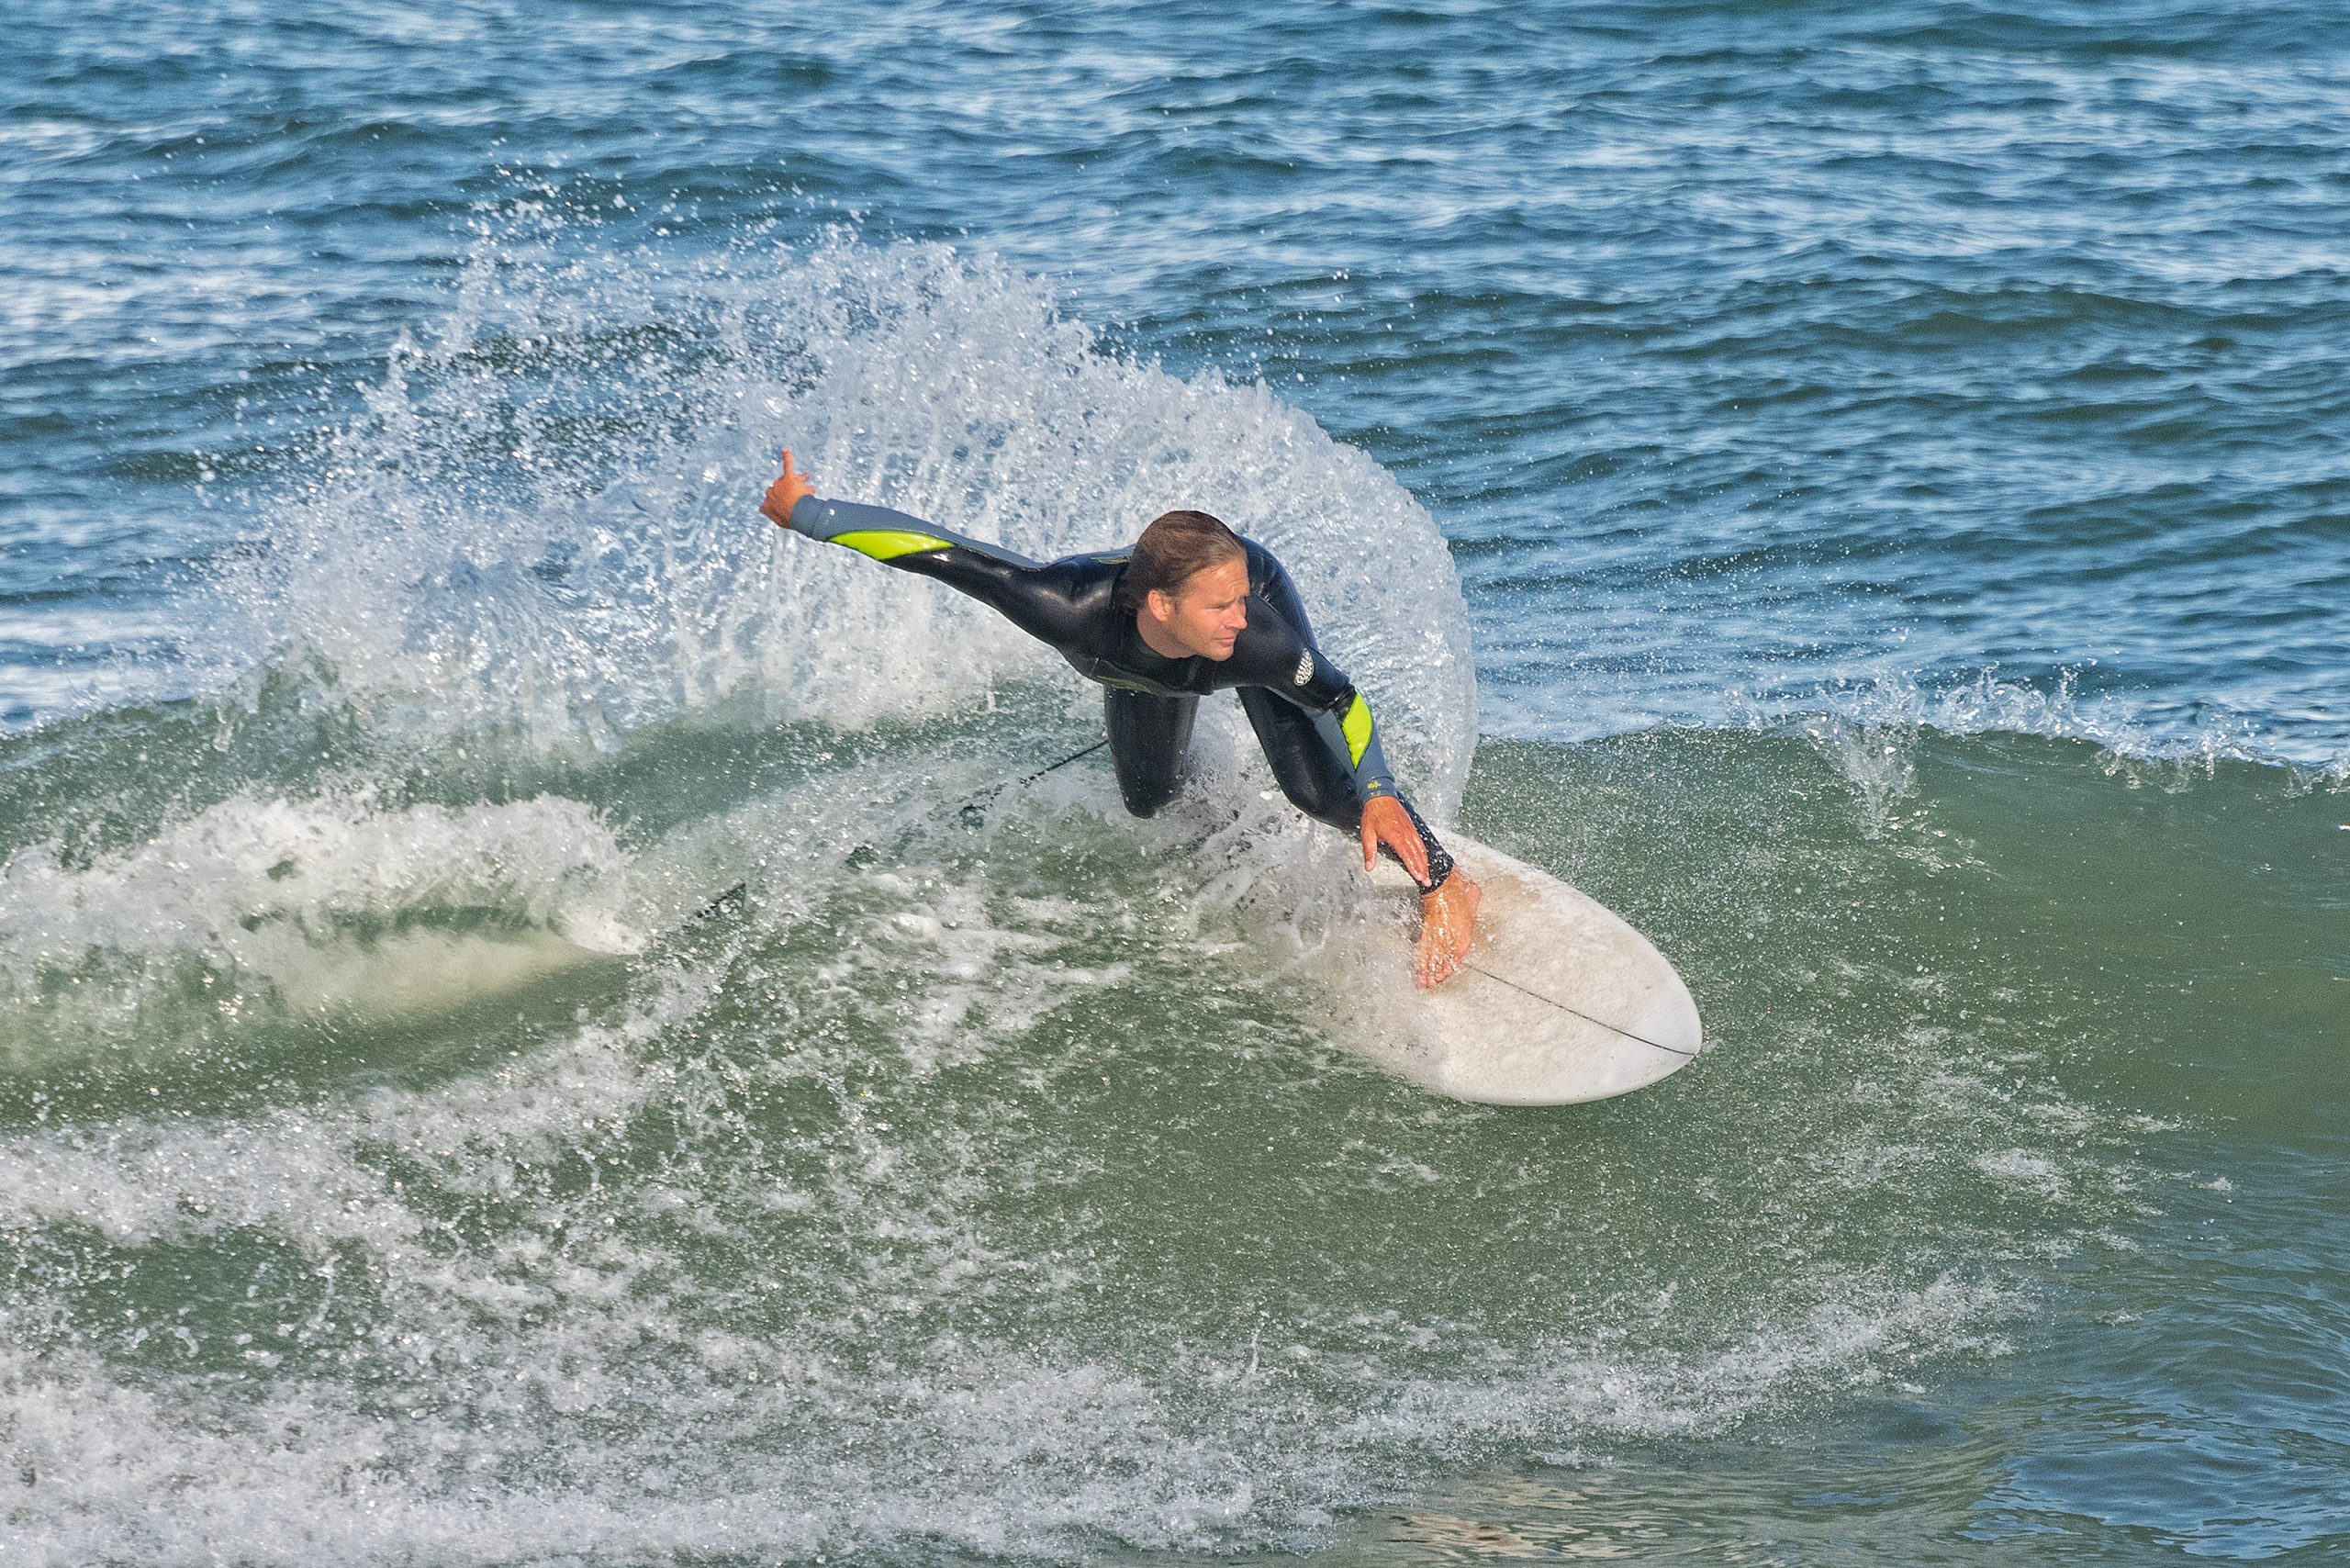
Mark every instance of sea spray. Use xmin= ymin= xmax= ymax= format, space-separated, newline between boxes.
xmin=204 ymin=231 xmax=1476 ymax=803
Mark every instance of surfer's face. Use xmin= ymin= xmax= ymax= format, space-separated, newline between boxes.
xmin=1155 ymin=557 xmax=1250 ymax=660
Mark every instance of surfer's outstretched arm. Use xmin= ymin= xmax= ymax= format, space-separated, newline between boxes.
xmin=760 ymin=449 xmax=1075 ymax=643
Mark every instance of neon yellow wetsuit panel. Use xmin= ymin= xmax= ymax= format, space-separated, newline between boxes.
xmin=828 ymin=529 xmax=954 ymax=562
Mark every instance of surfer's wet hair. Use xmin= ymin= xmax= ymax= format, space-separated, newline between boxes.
xmin=1117 ymin=510 xmax=1245 ymax=611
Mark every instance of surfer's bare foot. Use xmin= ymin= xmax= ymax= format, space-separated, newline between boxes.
xmin=1415 ymin=872 xmax=1480 ymax=988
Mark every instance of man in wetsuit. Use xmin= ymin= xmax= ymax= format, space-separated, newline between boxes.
xmin=758 ymin=450 xmax=1481 ymax=985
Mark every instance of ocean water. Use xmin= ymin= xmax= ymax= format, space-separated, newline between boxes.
xmin=1 ymin=2 xmax=2344 ymax=1563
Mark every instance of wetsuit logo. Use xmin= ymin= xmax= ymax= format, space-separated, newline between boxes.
xmin=1293 ymin=651 xmax=1315 ymax=687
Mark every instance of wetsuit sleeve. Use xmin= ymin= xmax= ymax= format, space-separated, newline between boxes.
xmin=1233 ymin=554 xmax=1456 ymax=890
xmin=784 ymin=495 xmax=1073 ymax=644
xmin=1231 ymin=559 xmax=1401 ymax=804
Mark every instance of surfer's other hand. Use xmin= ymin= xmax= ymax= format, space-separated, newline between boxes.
xmin=761 ymin=447 xmax=815 ymax=528
xmin=1416 ymin=873 xmax=1480 ymax=988
xmin=1359 ymin=795 xmax=1429 ymax=884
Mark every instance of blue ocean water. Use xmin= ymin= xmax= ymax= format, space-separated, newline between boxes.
xmin=1 ymin=3 xmax=2344 ymax=1563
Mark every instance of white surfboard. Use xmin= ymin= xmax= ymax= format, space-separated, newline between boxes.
xmin=1339 ymin=834 xmax=1704 ymax=1105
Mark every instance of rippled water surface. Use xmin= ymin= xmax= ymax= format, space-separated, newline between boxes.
xmin=2 ymin=3 xmax=2344 ymax=1563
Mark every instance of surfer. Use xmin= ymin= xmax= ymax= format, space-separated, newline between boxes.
xmin=758 ymin=450 xmax=1481 ymax=986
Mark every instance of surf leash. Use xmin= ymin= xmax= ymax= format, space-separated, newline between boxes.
xmin=1457 ymin=959 xmax=1700 ymax=1058
xmin=957 ymin=737 xmax=1107 ymax=826
xmin=688 ymin=736 xmax=1112 ymax=925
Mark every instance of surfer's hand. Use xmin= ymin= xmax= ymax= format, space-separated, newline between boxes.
xmin=760 ymin=447 xmax=815 ymax=529
xmin=1359 ymin=795 xmax=1430 ymax=884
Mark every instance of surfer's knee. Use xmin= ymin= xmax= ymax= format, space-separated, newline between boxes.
xmin=1116 ymin=773 xmax=1181 ymax=818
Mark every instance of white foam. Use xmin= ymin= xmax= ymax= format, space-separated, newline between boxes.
xmin=1975 ymin=1148 xmax=2068 ymax=1199
xmin=0 ymin=787 xmax=639 ymax=1063
xmin=0 ymin=788 xmax=624 ymax=958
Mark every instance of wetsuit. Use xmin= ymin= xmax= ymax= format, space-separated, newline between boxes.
xmin=785 ymin=496 xmax=1455 ymax=890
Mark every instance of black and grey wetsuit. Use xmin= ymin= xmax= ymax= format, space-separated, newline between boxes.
xmin=786 ymin=495 xmax=1455 ymax=890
